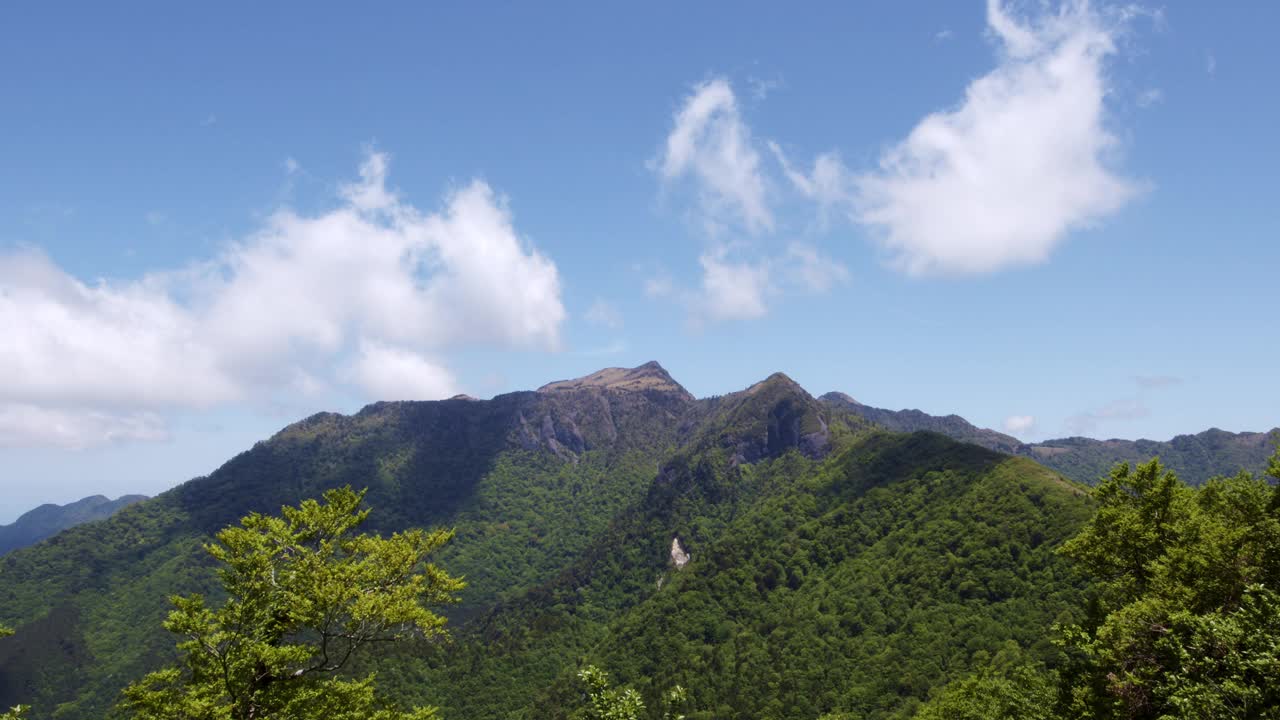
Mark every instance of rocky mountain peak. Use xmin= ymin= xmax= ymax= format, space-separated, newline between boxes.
xmin=537 ymin=361 xmax=692 ymax=401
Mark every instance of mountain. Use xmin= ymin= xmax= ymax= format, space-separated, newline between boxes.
xmin=820 ymin=392 xmax=1278 ymax=486
xmin=0 ymin=495 xmax=148 ymax=557
xmin=819 ymin=393 xmax=1022 ymax=454
xmin=0 ymin=362 xmax=696 ymax=718
xmin=0 ymin=362 xmax=1262 ymax=718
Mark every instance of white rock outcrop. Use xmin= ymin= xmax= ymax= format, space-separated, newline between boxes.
xmin=670 ymin=537 xmax=690 ymax=569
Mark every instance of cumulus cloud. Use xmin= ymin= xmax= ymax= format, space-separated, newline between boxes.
xmin=1003 ymin=414 xmax=1037 ymax=435
xmin=0 ymin=152 xmax=565 ymax=448
xmin=657 ymin=78 xmax=772 ymax=235
xmin=347 ymin=342 xmax=459 ymax=401
xmin=853 ymin=0 xmax=1141 ymax=275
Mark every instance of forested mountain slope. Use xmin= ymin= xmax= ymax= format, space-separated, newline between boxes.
xmin=820 ymin=392 xmax=1277 ymax=486
xmin=0 ymin=363 xmax=696 ymax=718
xmin=0 ymin=363 xmax=1265 ymax=719
xmin=0 ymin=495 xmax=147 ymax=557
xmin=410 ymin=395 xmax=1092 ymax=719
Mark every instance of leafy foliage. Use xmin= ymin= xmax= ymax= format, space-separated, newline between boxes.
xmin=575 ymin=666 xmax=686 ymax=720
xmin=418 ymin=432 xmax=1093 ymax=720
xmin=0 ymin=387 xmax=683 ymax=718
xmin=116 ymin=487 xmax=462 ymax=720
xmin=918 ymin=447 xmax=1280 ymax=720
xmin=914 ymin=663 xmax=1057 ymax=720
xmin=1053 ymin=455 xmax=1280 ymax=718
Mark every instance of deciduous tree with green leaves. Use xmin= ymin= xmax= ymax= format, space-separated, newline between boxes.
xmin=1055 ymin=452 xmax=1280 ymax=719
xmin=117 ymin=487 xmax=463 ymax=720
xmin=575 ymin=666 xmax=686 ymax=720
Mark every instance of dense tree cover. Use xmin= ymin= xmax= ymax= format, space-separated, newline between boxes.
xmin=0 ymin=625 xmax=27 ymax=719
xmin=0 ymin=387 xmax=686 ymax=718
xmin=0 ymin=495 xmax=148 ymax=557
xmin=410 ymin=431 xmax=1093 ymax=720
xmin=1055 ymin=454 xmax=1280 ymax=718
xmin=1023 ymin=430 xmax=1280 ymax=489
xmin=915 ymin=448 xmax=1280 ymax=719
xmin=117 ymin=487 xmax=462 ymax=720
xmin=823 ymin=392 xmax=1279 ymax=487
xmin=3 ymin=362 xmax=1274 ymax=720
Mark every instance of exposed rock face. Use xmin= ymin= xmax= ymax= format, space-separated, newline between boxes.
xmin=670 ymin=537 xmax=690 ymax=569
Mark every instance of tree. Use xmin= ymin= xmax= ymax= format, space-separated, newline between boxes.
xmin=914 ymin=664 xmax=1057 ymax=720
xmin=1055 ymin=455 xmax=1280 ymax=719
xmin=118 ymin=487 xmax=464 ymax=720
xmin=576 ymin=666 xmax=686 ymax=720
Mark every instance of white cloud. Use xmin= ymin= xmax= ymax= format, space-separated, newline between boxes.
xmin=584 ymin=299 xmax=623 ymax=329
xmin=698 ymin=247 xmax=772 ymax=321
xmin=1206 ymin=51 xmax=1216 ymax=76
xmin=657 ymin=78 xmax=772 ymax=235
xmin=0 ymin=250 xmax=240 ymax=410
xmin=347 ymin=342 xmax=458 ymax=401
xmin=769 ymin=142 xmax=852 ymax=214
xmin=853 ymin=0 xmax=1141 ymax=275
xmin=0 ymin=152 xmax=565 ymax=448
xmin=1003 ymin=414 xmax=1036 ymax=435
xmin=936 ymin=28 xmax=954 ymax=41
xmin=0 ymin=405 xmax=168 ymax=449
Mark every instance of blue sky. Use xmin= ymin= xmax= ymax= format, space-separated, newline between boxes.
xmin=2 ymin=1 xmax=1278 ymax=520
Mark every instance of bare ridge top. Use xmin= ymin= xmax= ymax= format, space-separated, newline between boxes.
xmin=537 ymin=361 xmax=692 ymax=399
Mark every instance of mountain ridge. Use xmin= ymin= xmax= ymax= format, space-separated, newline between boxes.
xmin=819 ymin=392 xmax=1278 ymax=485
xmin=0 ymin=361 xmax=1272 ymax=718
xmin=0 ymin=494 xmax=148 ymax=556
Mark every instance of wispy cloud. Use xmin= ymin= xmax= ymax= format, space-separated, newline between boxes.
xmin=935 ymin=28 xmax=954 ymax=41
xmin=584 ymin=299 xmax=623 ymax=329
xmin=656 ymin=77 xmax=773 ymax=236
xmin=1133 ymin=374 xmax=1182 ymax=390
xmin=1136 ymin=87 xmax=1163 ymax=108
xmin=1065 ymin=374 xmax=1183 ymax=436
xmin=1066 ymin=397 xmax=1149 ymax=435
